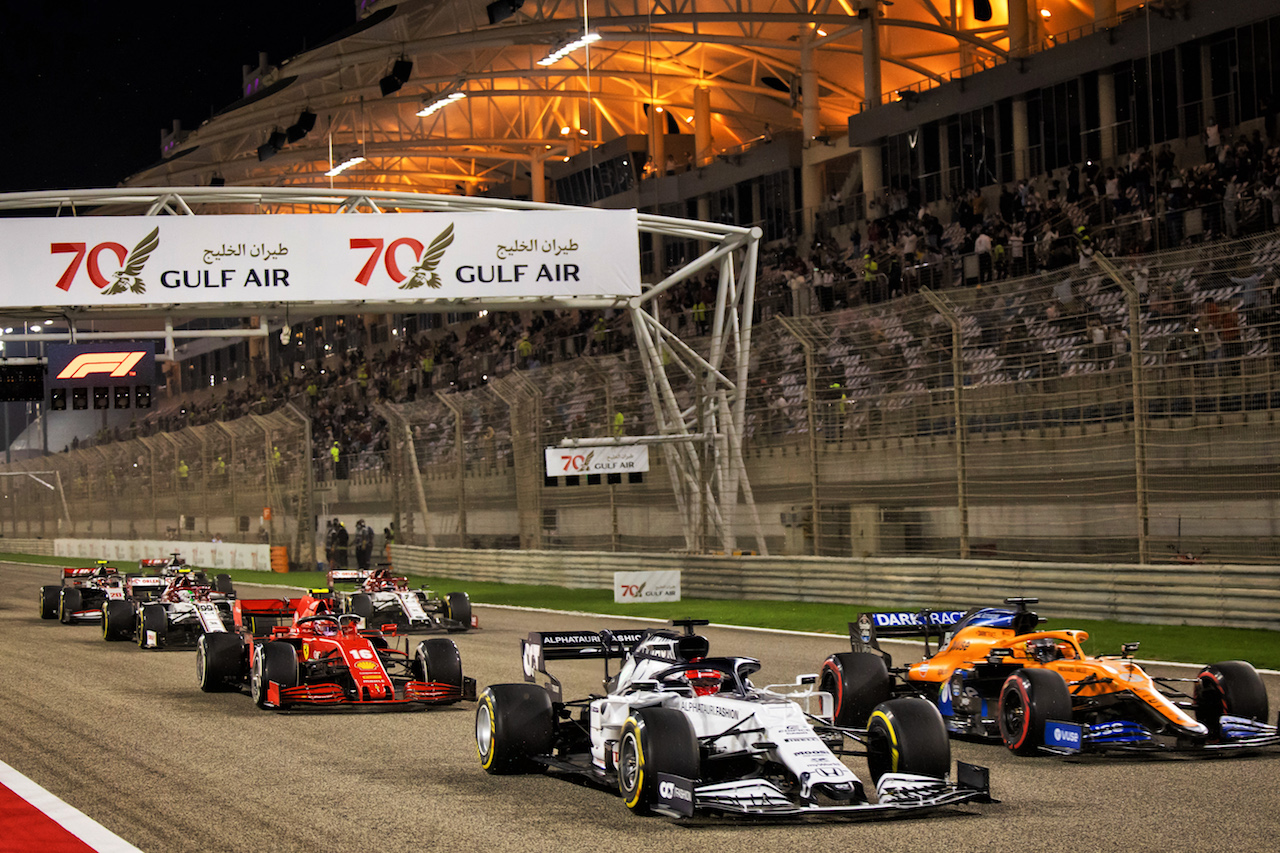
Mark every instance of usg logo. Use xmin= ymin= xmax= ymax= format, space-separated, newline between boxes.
xmin=56 ymin=351 xmax=148 ymax=380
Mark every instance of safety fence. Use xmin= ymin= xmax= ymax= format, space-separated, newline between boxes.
xmin=389 ymin=545 xmax=1280 ymax=631
xmin=4 ymin=232 xmax=1280 ymax=565
xmin=0 ymin=406 xmax=314 ymax=568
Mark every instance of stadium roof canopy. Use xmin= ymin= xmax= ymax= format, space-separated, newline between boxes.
xmin=122 ymin=0 xmax=1135 ymax=195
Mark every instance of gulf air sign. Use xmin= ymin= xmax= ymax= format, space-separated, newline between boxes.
xmin=0 ymin=210 xmax=641 ymax=309
xmin=48 ymin=343 xmax=155 ymax=387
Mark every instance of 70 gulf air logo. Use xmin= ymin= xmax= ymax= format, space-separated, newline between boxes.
xmin=51 ymin=228 xmax=159 ymax=295
xmin=350 ymin=223 xmax=454 ymax=290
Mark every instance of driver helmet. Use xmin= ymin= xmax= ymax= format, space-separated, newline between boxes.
xmin=312 ymin=618 xmax=339 ymax=637
xmin=1027 ymin=637 xmax=1063 ymax=663
xmin=683 ymin=668 xmax=724 ymax=697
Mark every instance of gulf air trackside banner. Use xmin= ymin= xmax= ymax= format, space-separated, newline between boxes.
xmin=0 ymin=209 xmax=641 ymax=307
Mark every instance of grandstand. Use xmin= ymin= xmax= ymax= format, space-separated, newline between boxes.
xmin=2 ymin=0 xmax=1279 ymax=566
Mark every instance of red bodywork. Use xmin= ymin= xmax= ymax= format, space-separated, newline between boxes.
xmin=231 ymin=594 xmax=474 ymax=709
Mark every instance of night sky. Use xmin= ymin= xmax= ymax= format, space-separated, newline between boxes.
xmin=1 ymin=1 xmax=355 ymax=193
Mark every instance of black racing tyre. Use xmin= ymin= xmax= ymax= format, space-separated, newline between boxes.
xmin=251 ymin=641 xmax=299 ymax=709
xmin=197 ymin=632 xmax=246 ymax=692
xmin=618 ymin=707 xmax=700 ymax=815
xmin=475 ymin=684 xmax=554 ymax=774
xmin=1196 ymin=660 xmax=1270 ymax=738
xmin=998 ymin=668 xmax=1073 ymax=755
xmin=59 ymin=588 xmax=83 ymax=624
xmin=866 ymin=696 xmax=951 ymax=784
xmin=350 ymin=593 xmax=374 ymax=623
xmin=138 ymin=604 xmax=168 ymax=649
xmin=102 ymin=600 xmax=134 ymax=641
xmin=445 ymin=592 xmax=472 ymax=630
xmin=820 ymin=652 xmax=893 ymax=728
xmin=416 ymin=638 xmax=463 ymax=690
xmin=214 ymin=574 xmax=234 ymax=595
xmin=39 ymin=586 xmax=60 ymax=619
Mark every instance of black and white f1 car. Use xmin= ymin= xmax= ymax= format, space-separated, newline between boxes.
xmin=39 ymin=562 xmax=128 ymax=624
xmin=102 ymin=566 xmax=237 ymax=648
xmin=476 ymin=620 xmax=992 ymax=819
xmin=327 ymin=568 xmax=475 ymax=633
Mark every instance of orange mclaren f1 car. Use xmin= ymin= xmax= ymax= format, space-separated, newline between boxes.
xmin=820 ymin=598 xmax=1279 ymax=755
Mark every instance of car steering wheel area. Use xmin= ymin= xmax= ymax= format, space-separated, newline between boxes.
xmin=296 ymin=614 xmax=343 ymax=636
xmin=653 ymin=656 xmax=761 ymax=696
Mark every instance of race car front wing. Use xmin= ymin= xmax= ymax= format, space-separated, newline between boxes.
xmin=660 ymin=761 xmax=992 ymax=818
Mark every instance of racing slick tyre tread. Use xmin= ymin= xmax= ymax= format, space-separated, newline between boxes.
xmin=197 ymin=632 xmax=246 ymax=692
xmin=102 ymin=600 xmax=133 ymax=641
xmin=59 ymin=588 xmax=82 ymax=624
xmin=251 ymin=641 xmax=299 ymax=709
xmin=138 ymin=604 xmax=168 ymax=649
xmin=820 ymin=652 xmax=893 ymax=728
xmin=39 ymin=586 xmax=60 ymax=619
xmin=350 ymin=593 xmax=374 ymax=623
xmin=618 ymin=708 xmax=700 ymax=816
xmin=445 ymin=592 xmax=472 ymax=630
xmin=475 ymin=683 xmax=554 ymax=775
xmin=998 ymin=668 xmax=1073 ymax=755
xmin=866 ymin=696 xmax=951 ymax=784
xmin=214 ymin=574 xmax=234 ymax=595
xmin=1196 ymin=660 xmax=1269 ymax=738
xmin=416 ymin=638 xmax=463 ymax=690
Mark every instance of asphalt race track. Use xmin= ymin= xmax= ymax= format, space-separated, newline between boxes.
xmin=3 ymin=562 xmax=1279 ymax=853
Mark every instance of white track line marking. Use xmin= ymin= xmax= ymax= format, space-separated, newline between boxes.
xmin=0 ymin=759 xmax=144 ymax=853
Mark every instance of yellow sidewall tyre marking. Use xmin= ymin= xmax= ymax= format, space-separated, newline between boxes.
xmin=621 ymin=717 xmax=645 ymax=810
xmin=870 ymin=709 xmax=900 ymax=773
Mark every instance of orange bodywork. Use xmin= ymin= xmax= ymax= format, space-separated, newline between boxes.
xmin=906 ymin=626 xmax=1202 ymax=733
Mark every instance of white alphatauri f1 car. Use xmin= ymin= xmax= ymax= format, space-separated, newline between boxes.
xmin=476 ymin=620 xmax=993 ymax=819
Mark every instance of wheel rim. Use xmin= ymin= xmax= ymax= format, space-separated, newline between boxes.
xmin=476 ymin=704 xmax=494 ymax=758
xmin=619 ymin=731 xmax=641 ymax=795
xmin=1002 ymin=687 xmax=1027 ymax=745
xmin=196 ymin=641 xmax=207 ymax=687
xmin=250 ymin=647 xmax=264 ymax=702
xmin=818 ymin=666 xmax=838 ymax=716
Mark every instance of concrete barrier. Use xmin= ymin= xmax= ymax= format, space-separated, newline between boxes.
xmin=389 ymin=546 xmax=1280 ymax=631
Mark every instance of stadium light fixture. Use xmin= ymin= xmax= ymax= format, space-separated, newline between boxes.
xmin=325 ymin=154 xmax=366 ymax=177
xmin=417 ymin=89 xmax=467 ymax=117
xmin=537 ymin=32 xmax=601 ymax=66
xmin=379 ymin=59 xmax=414 ymax=96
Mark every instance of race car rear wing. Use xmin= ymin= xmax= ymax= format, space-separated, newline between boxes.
xmin=327 ymin=569 xmax=373 ymax=587
xmin=847 ymin=609 xmax=969 ymax=662
xmin=233 ymin=597 xmax=312 ymax=635
xmin=521 ymin=629 xmax=648 ymax=702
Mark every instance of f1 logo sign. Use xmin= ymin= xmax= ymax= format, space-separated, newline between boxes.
xmin=56 ymin=351 xmax=147 ymax=380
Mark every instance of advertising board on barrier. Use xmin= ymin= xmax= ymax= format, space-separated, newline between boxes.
xmin=614 ymin=570 xmax=681 ymax=603
xmin=546 ymin=444 xmax=650 ymax=477
xmin=1 ymin=210 xmax=641 ymax=308
xmin=55 ymin=538 xmax=271 ymax=571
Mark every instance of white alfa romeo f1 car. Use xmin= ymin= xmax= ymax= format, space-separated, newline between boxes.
xmin=476 ymin=620 xmax=993 ymax=819
xmin=327 ymin=568 xmax=474 ymax=633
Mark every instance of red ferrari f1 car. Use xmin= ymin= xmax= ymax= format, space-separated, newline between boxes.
xmin=195 ymin=590 xmax=475 ymax=711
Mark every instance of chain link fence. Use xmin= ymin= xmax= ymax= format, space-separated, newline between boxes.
xmin=5 ymin=232 xmax=1280 ymax=565
xmin=0 ymin=406 xmax=313 ymax=566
